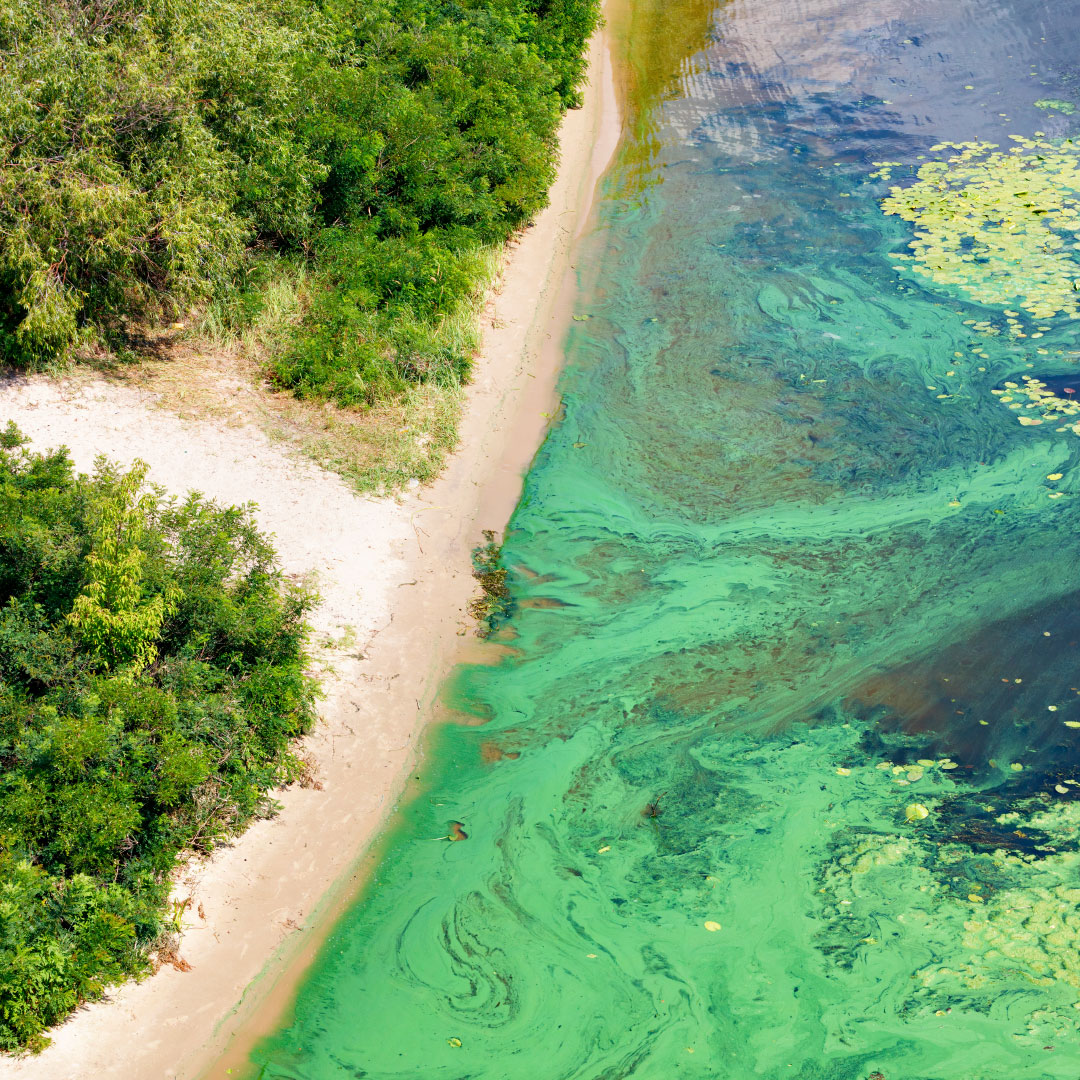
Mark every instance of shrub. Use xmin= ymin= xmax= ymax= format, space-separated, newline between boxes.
xmin=0 ymin=0 xmax=601 ymax=408
xmin=0 ymin=425 xmax=317 ymax=1050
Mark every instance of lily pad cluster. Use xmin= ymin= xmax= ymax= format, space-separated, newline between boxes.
xmin=991 ymin=375 xmax=1080 ymax=435
xmin=874 ymin=137 xmax=1080 ymax=321
xmin=925 ymin=804 xmax=1080 ymax=1002
xmin=820 ymin=797 xmax=1080 ymax=1040
xmin=1034 ymin=99 xmax=1077 ymax=115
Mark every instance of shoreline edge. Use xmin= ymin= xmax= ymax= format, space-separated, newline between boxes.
xmin=0 ymin=12 xmax=621 ymax=1080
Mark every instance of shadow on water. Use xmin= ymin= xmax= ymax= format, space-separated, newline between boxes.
xmin=849 ymin=587 xmax=1080 ymax=770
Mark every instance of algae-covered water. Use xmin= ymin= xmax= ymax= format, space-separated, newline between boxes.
xmin=250 ymin=1 xmax=1080 ymax=1076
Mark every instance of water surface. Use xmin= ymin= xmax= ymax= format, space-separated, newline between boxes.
xmin=250 ymin=1 xmax=1080 ymax=1075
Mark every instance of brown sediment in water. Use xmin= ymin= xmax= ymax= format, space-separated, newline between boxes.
xmin=604 ymin=0 xmax=719 ymax=194
xmin=846 ymin=586 xmax=1080 ymax=763
xmin=478 ymin=741 xmax=521 ymax=763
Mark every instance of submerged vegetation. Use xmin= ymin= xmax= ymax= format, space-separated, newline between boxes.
xmin=0 ymin=0 xmax=599 ymax=420
xmin=468 ymin=529 xmax=513 ymax=634
xmin=0 ymin=425 xmax=316 ymax=1050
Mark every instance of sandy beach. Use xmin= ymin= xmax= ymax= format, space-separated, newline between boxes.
xmin=0 ymin=18 xmax=619 ymax=1080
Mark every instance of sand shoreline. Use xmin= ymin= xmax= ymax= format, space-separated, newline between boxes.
xmin=0 ymin=17 xmax=620 ymax=1080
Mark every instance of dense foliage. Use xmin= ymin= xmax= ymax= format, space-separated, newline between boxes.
xmin=0 ymin=425 xmax=316 ymax=1050
xmin=0 ymin=0 xmax=600 ymax=405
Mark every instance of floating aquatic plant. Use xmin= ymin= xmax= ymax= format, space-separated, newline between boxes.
xmin=874 ymin=138 xmax=1080 ymax=321
xmin=992 ymin=375 xmax=1080 ymax=435
xmin=1034 ymin=98 xmax=1077 ymax=115
xmin=821 ymin=794 xmax=1080 ymax=1038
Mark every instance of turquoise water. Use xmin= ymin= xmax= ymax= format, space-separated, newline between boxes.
xmin=248 ymin=1 xmax=1080 ymax=1076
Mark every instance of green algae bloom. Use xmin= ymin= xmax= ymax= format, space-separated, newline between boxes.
xmin=876 ymin=138 xmax=1080 ymax=322
xmin=1034 ymin=98 xmax=1077 ymax=115
xmin=244 ymin=6 xmax=1080 ymax=1078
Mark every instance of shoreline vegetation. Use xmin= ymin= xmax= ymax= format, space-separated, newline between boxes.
xmin=0 ymin=0 xmax=604 ymax=1061
xmin=0 ymin=429 xmax=318 ymax=1053
xmin=1 ymin=0 xmax=600 ymax=491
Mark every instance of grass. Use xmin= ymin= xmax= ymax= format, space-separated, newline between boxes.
xmin=76 ymin=242 xmax=510 ymax=496
xmin=263 ymin=380 xmax=463 ymax=495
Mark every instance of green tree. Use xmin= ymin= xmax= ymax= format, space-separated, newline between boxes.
xmin=0 ymin=431 xmax=317 ymax=1050
xmin=66 ymin=463 xmax=175 ymax=673
xmin=0 ymin=0 xmax=600 ymax=409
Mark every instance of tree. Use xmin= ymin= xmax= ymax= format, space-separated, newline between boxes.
xmin=66 ymin=463 xmax=175 ymax=673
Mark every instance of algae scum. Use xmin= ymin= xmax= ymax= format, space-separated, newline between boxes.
xmin=251 ymin=1 xmax=1080 ymax=1077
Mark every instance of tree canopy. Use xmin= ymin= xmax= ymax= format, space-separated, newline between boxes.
xmin=0 ymin=0 xmax=600 ymax=405
xmin=0 ymin=425 xmax=316 ymax=1050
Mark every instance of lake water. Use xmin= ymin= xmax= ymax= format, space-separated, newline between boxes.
xmin=249 ymin=1 xmax=1080 ymax=1076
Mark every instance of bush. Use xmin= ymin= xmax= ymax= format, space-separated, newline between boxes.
xmin=0 ymin=0 xmax=601 ymax=407
xmin=0 ymin=424 xmax=317 ymax=1050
